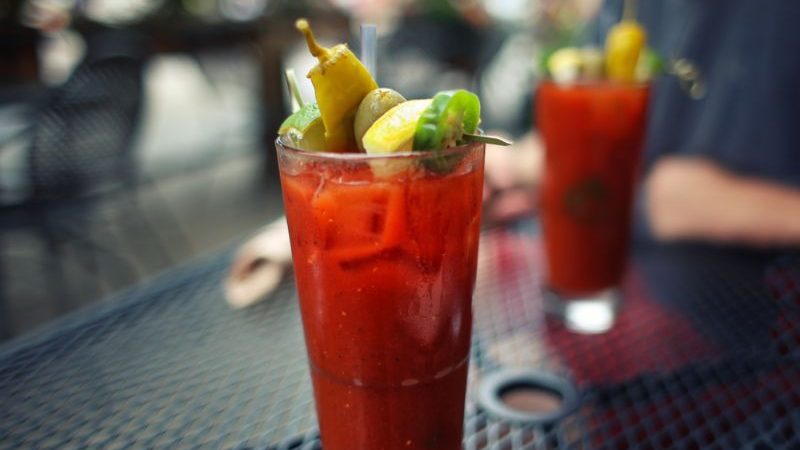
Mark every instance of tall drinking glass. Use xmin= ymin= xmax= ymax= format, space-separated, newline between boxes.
xmin=536 ymin=81 xmax=649 ymax=333
xmin=277 ymin=139 xmax=485 ymax=450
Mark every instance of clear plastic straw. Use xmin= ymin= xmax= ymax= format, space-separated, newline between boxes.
xmin=360 ymin=24 xmax=377 ymax=78
xmin=623 ymin=0 xmax=637 ymax=20
xmin=284 ymin=68 xmax=303 ymax=112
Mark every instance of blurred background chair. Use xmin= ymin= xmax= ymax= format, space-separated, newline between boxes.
xmin=0 ymin=0 xmax=294 ymax=340
xmin=0 ymin=52 xmax=156 ymax=338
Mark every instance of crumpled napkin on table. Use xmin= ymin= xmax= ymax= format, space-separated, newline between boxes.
xmin=224 ymin=216 xmax=292 ymax=309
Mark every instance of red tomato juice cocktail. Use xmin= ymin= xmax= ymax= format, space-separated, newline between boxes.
xmin=536 ymin=81 xmax=649 ymax=296
xmin=277 ymin=140 xmax=485 ymax=450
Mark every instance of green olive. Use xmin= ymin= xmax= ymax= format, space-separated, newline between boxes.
xmin=354 ymin=88 xmax=406 ymax=151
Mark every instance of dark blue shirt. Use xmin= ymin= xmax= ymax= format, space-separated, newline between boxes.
xmin=595 ymin=0 xmax=800 ymax=186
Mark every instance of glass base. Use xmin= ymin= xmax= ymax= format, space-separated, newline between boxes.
xmin=543 ymin=286 xmax=621 ymax=334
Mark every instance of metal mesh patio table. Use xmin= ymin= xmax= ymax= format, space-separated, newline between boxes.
xmin=1 ymin=220 xmax=798 ymax=449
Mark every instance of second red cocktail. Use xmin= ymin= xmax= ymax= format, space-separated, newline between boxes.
xmin=536 ymin=81 xmax=649 ymax=330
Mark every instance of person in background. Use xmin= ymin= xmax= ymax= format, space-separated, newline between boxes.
xmin=592 ymin=0 xmax=800 ymax=248
xmin=487 ymin=0 xmax=800 ymax=247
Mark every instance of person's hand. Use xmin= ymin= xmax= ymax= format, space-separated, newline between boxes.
xmin=645 ymin=156 xmax=800 ymax=246
xmin=645 ymin=157 xmax=731 ymax=240
xmin=482 ymin=131 xmax=543 ymax=223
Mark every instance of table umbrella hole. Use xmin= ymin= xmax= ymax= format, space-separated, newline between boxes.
xmin=478 ymin=369 xmax=580 ymax=424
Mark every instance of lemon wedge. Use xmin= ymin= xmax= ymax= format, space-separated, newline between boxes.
xmin=547 ymin=47 xmax=583 ymax=84
xmin=362 ymin=99 xmax=432 ymax=154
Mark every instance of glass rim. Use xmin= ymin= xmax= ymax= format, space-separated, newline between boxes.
xmin=275 ymin=136 xmax=485 ymax=162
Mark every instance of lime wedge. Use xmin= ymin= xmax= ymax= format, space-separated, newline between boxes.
xmin=279 ymin=103 xmax=326 ymax=151
xmin=362 ymin=99 xmax=432 ymax=154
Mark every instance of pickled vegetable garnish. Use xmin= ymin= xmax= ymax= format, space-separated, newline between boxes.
xmin=605 ymin=20 xmax=646 ymax=82
xmin=296 ymin=19 xmax=378 ymax=151
xmin=354 ymin=88 xmax=407 ymax=151
xmin=413 ymin=90 xmax=480 ymax=152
